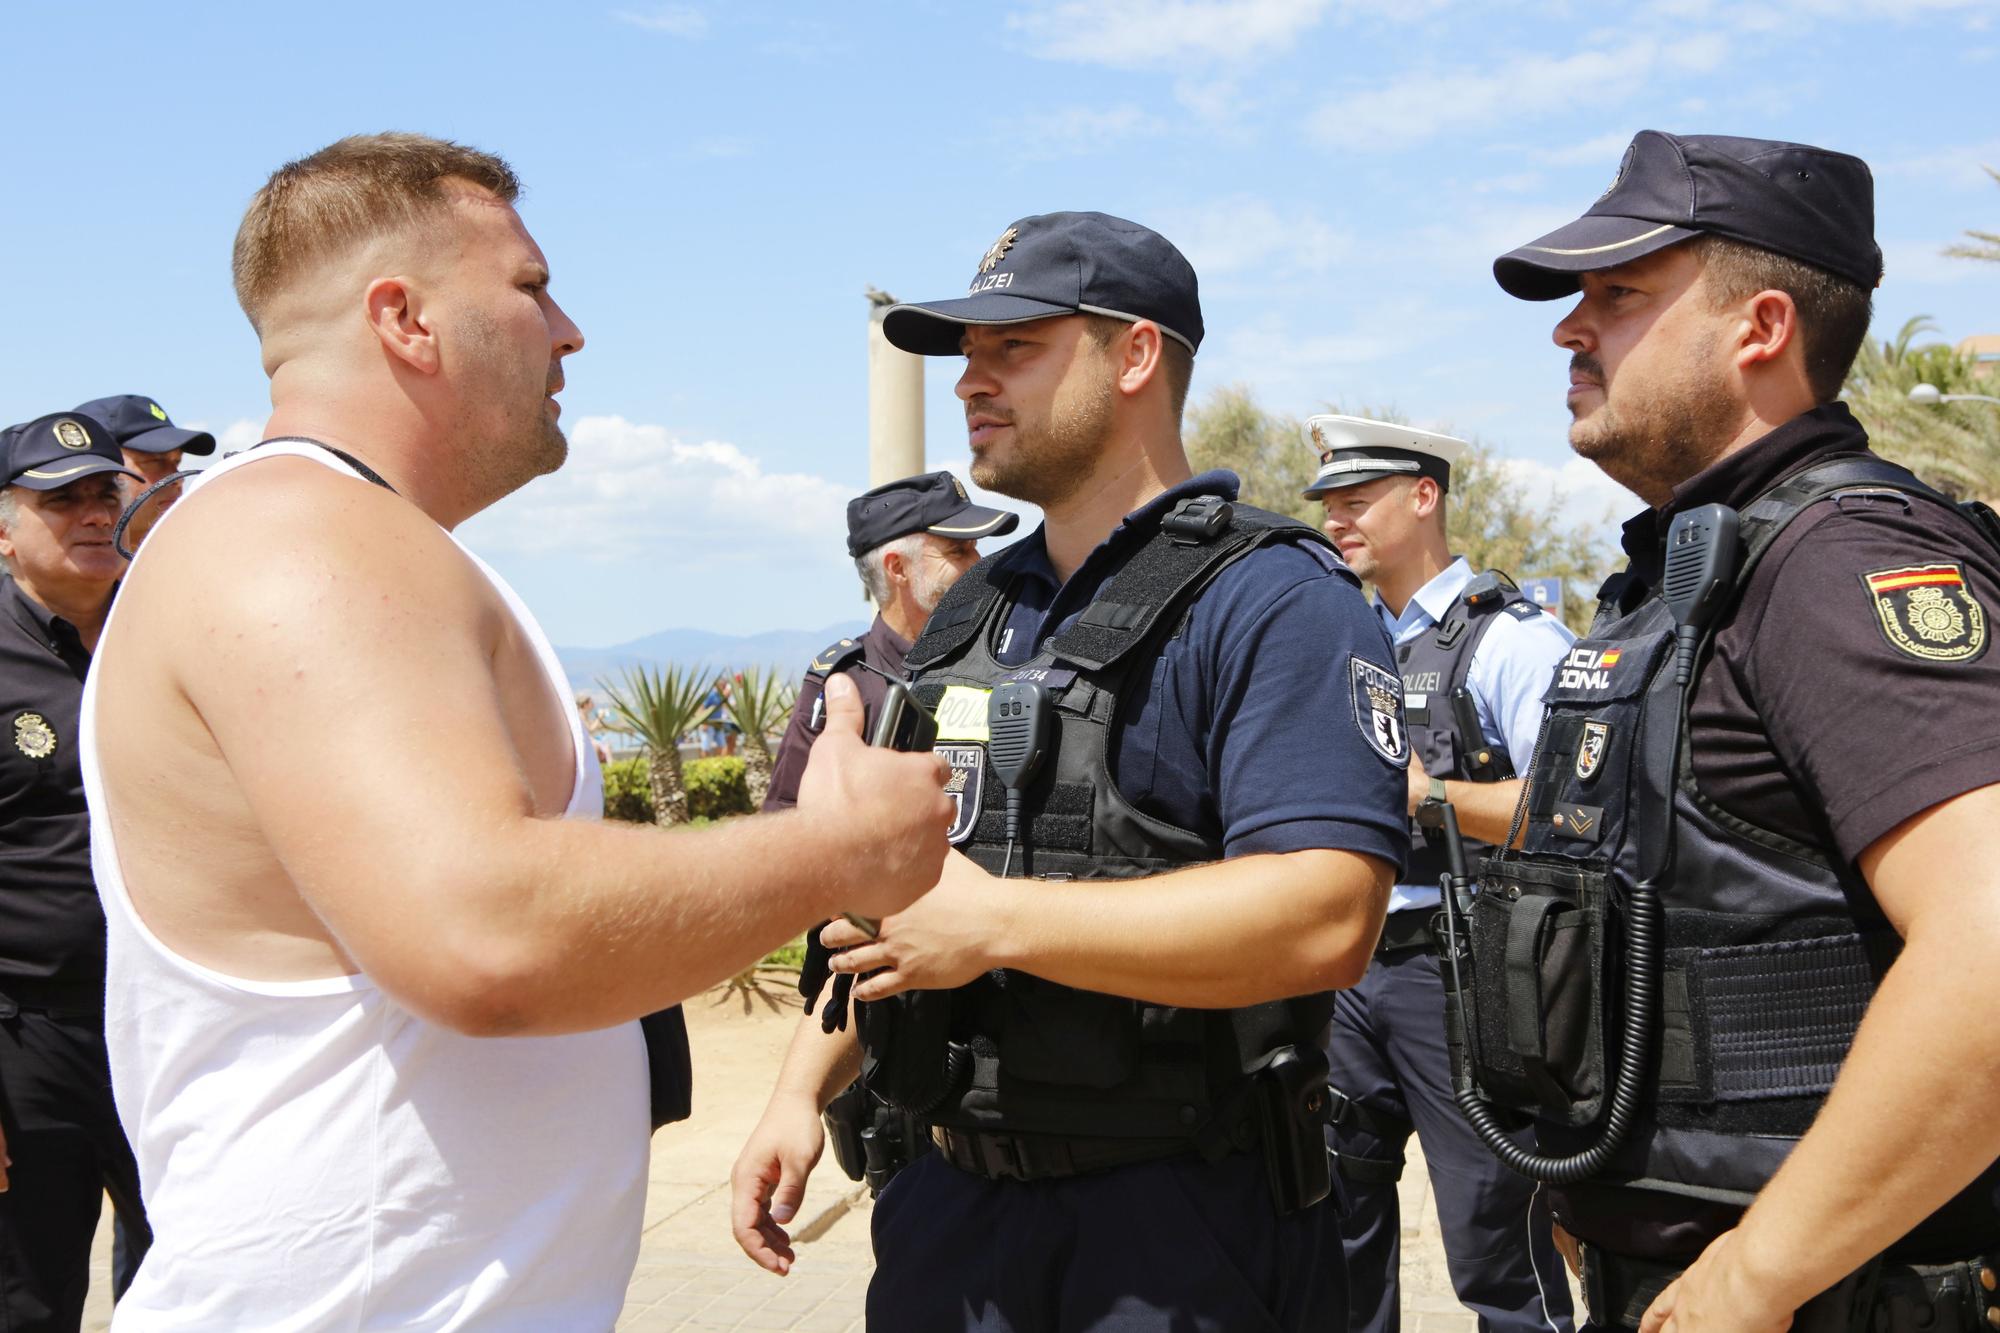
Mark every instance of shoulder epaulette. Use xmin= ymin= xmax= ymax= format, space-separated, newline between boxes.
xmin=1504 ymin=601 xmax=1545 ymax=621
xmin=806 ymin=637 xmax=866 ymax=678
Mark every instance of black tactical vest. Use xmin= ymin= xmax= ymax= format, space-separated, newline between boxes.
xmin=855 ymin=496 xmax=1345 ymax=1145
xmin=1460 ymin=457 xmax=1973 ymax=1205
xmin=1399 ymin=573 xmax=1539 ymax=888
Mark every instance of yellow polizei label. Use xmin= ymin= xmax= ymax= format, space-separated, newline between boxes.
xmin=933 ymin=685 xmax=993 ymax=742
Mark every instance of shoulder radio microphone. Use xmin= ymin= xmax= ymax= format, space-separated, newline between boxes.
xmin=1661 ymin=503 xmax=1741 ymax=684
xmin=987 ymin=682 xmax=1052 ymax=878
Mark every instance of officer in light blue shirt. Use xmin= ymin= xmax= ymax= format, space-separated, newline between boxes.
xmin=1305 ymin=414 xmax=1577 ymax=1332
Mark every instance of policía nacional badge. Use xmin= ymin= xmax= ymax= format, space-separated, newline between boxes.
xmin=1860 ymin=563 xmax=1987 ymax=664
xmin=51 ymin=418 xmax=92 ymax=450
xmin=935 ymin=743 xmax=986 ymax=845
xmin=1575 ymin=720 xmax=1610 ymax=783
xmin=14 ymin=712 xmax=56 ymax=760
xmin=1350 ymin=656 xmax=1410 ymax=766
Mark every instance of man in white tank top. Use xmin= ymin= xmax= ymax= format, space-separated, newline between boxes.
xmin=82 ymin=133 xmax=954 ymax=1331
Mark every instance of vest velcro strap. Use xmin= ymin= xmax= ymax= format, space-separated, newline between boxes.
xmin=1077 ymin=601 xmax=1145 ymax=630
xmin=904 ymin=559 xmax=1011 ymax=671
xmin=1691 ymin=933 xmax=1877 ymax=1100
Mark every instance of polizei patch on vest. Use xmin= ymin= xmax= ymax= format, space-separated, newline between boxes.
xmin=1349 ymin=656 xmax=1409 ymax=766
xmin=935 ymin=743 xmax=986 ymax=845
xmin=1860 ymin=563 xmax=1987 ymax=664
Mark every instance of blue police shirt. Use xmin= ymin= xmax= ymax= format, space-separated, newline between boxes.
xmin=1379 ymin=557 xmax=1574 ymax=913
xmin=983 ymin=472 xmax=1408 ymax=869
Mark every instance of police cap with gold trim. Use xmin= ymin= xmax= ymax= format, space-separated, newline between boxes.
xmin=1300 ymin=414 xmax=1468 ymax=498
xmin=0 ymin=412 xmax=144 ymax=491
xmin=1494 ymin=131 xmax=1882 ymax=301
xmin=846 ymin=470 xmax=1019 ymax=558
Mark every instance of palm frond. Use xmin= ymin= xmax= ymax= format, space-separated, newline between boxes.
xmin=598 ymin=664 xmax=716 ymax=753
xmin=719 ymin=665 xmax=796 ymax=744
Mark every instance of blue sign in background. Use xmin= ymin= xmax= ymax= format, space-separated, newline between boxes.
xmin=1520 ymin=577 xmax=1563 ymax=609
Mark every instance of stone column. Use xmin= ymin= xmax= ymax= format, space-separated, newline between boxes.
xmin=866 ymin=287 xmax=925 ymax=486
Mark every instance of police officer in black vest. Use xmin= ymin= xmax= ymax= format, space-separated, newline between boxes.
xmin=0 ymin=413 xmax=151 ymax=1330
xmin=1453 ymin=132 xmax=2000 ymax=1331
xmin=732 ymin=211 xmax=1409 ymax=1330
xmin=1306 ymin=413 xmax=1577 ymax=1330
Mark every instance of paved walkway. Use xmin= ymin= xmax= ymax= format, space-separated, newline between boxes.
xmin=87 ymin=980 xmax=1575 ymax=1330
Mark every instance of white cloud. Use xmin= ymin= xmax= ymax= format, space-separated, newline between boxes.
xmin=1159 ymin=196 xmax=1354 ymax=279
xmin=1531 ymin=131 xmax=1635 ymax=168
xmin=1003 ymin=104 xmax=1166 ymax=160
xmin=1496 ymin=454 xmax=1638 ymax=535
xmin=611 ymin=4 xmax=707 ymax=37
xmin=1307 ymin=39 xmax=1724 ymax=153
xmin=1880 ymin=237 xmax=1988 ymax=289
xmin=1010 ymin=0 xmax=1332 ymax=68
xmin=1877 ymin=141 xmax=2000 ymax=191
xmin=458 ymin=415 xmax=847 ymax=563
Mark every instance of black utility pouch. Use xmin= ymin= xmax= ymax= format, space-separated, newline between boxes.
xmin=1465 ymin=856 xmax=1613 ymax=1126
xmin=821 ymin=1080 xmax=869 ymax=1182
xmin=1246 ymin=1045 xmax=1336 ymax=1214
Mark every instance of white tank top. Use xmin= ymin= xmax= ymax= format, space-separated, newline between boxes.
xmin=81 ymin=442 xmax=649 ymax=1331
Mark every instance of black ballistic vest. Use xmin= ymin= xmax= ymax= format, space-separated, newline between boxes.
xmin=857 ymin=497 xmax=1344 ymax=1144
xmin=1399 ymin=573 xmax=1535 ymax=888
xmin=1464 ymin=457 xmax=1983 ymax=1206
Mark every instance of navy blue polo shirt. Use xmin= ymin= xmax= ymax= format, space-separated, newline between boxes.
xmin=984 ymin=472 xmax=1408 ymax=868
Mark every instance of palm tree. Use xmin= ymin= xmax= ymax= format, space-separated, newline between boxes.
xmin=719 ymin=665 xmax=797 ymax=810
xmin=1844 ymin=316 xmax=2000 ymax=502
xmin=598 ymin=664 xmax=715 ymax=825
xmin=1945 ymin=167 xmax=2000 ymax=265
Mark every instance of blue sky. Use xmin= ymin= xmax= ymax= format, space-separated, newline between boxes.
xmin=4 ymin=1 xmax=1993 ymax=646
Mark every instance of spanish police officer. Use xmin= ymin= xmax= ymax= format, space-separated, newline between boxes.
xmin=0 ymin=413 xmax=151 ymax=1330
xmin=733 ymin=211 xmax=1409 ymax=1330
xmin=735 ymin=473 xmax=1014 ymax=1218
xmin=1455 ymin=132 xmax=2000 ymax=1331
xmin=1306 ymin=414 xmax=1577 ymax=1330
xmin=71 ymin=395 xmax=215 ymax=552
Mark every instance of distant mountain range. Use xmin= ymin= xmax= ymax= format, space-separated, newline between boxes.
xmin=557 ymin=621 xmax=872 ymax=693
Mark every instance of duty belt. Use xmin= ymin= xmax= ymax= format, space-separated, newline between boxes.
xmin=1582 ymin=1244 xmax=2000 ymax=1331
xmin=930 ymin=1126 xmax=1197 ymax=1182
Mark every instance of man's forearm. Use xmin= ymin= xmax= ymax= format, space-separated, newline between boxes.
xmin=768 ymin=1013 xmax=864 ymax=1114
xmin=395 ymin=810 xmax=870 ymax=1037
xmin=1435 ymin=777 xmax=1526 ymax=847
xmin=1728 ymin=920 xmax=2000 ymax=1305
xmin=989 ymin=849 xmax=1391 ymax=1008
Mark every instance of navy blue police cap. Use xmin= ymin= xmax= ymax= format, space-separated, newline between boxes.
xmin=846 ymin=470 xmax=1020 ymax=559
xmin=74 ymin=394 xmax=217 ymax=456
xmin=0 ymin=412 xmax=144 ymax=491
xmin=1495 ymin=131 xmax=1882 ymax=300
xmin=882 ymin=211 xmax=1203 ymax=357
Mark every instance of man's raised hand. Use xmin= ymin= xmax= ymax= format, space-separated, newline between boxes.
xmin=794 ymin=672 xmax=954 ymax=921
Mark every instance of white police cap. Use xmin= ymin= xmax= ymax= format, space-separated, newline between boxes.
xmin=1301 ymin=414 xmax=1469 ymax=498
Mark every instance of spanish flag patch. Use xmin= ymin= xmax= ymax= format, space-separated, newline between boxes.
xmin=1859 ymin=563 xmax=1987 ymax=663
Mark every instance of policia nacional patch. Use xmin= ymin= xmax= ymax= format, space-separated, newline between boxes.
xmin=14 ymin=712 xmax=56 ymax=759
xmin=1859 ymin=562 xmax=1988 ymax=664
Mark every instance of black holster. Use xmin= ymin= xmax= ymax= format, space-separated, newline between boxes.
xmin=1245 ymin=1045 xmax=1337 ymax=1214
xmin=821 ymin=1078 xmax=932 ymax=1196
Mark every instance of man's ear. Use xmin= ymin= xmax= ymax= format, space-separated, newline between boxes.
xmin=1113 ymin=320 xmax=1165 ymax=399
xmin=1734 ymin=288 xmax=1799 ymax=372
xmin=365 ymin=276 xmax=440 ymax=374
xmin=1410 ymin=476 xmax=1443 ymax=519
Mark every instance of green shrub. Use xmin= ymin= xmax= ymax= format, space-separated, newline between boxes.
xmin=601 ymin=758 xmax=655 ymax=823
xmin=764 ymin=936 xmax=808 ymax=970
xmin=685 ymin=756 xmax=753 ymax=820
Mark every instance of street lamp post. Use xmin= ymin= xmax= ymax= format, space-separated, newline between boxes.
xmin=1910 ymin=383 xmax=2000 ymax=408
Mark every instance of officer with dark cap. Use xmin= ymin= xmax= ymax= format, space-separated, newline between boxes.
xmin=71 ymin=395 xmax=214 ymax=551
xmin=762 ymin=470 xmax=1017 ymax=816
xmin=1449 ymin=131 xmax=2000 ymax=1332
xmin=731 ymin=211 xmax=1408 ymax=1330
xmin=1305 ymin=414 xmax=1577 ymax=1331
xmin=0 ymin=413 xmax=152 ymax=1328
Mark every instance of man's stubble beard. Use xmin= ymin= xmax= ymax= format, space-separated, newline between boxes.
xmin=1568 ymin=339 xmax=1739 ymax=502
xmin=455 ymin=310 xmax=569 ymax=506
xmin=969 ymin=369 xmax=1115 ymax=510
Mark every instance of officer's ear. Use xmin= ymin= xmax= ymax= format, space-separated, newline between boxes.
xmin=1731 ymin=288 xmax=1801 ymax=375
xmin=1409 ymin=476 xmax=1444 ymax=520
xmin=365 ymin=276 xmax=440 ymax=375
xmin=1109 ymin=320 xmax=1166 ymax=402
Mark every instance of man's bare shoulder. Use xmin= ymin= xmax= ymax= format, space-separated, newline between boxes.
xmin=109 ymin=457 xmax=502 ymax=677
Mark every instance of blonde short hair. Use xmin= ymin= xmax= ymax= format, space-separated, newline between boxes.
xmin=232 ymin=132 xmax=520 ymax=333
